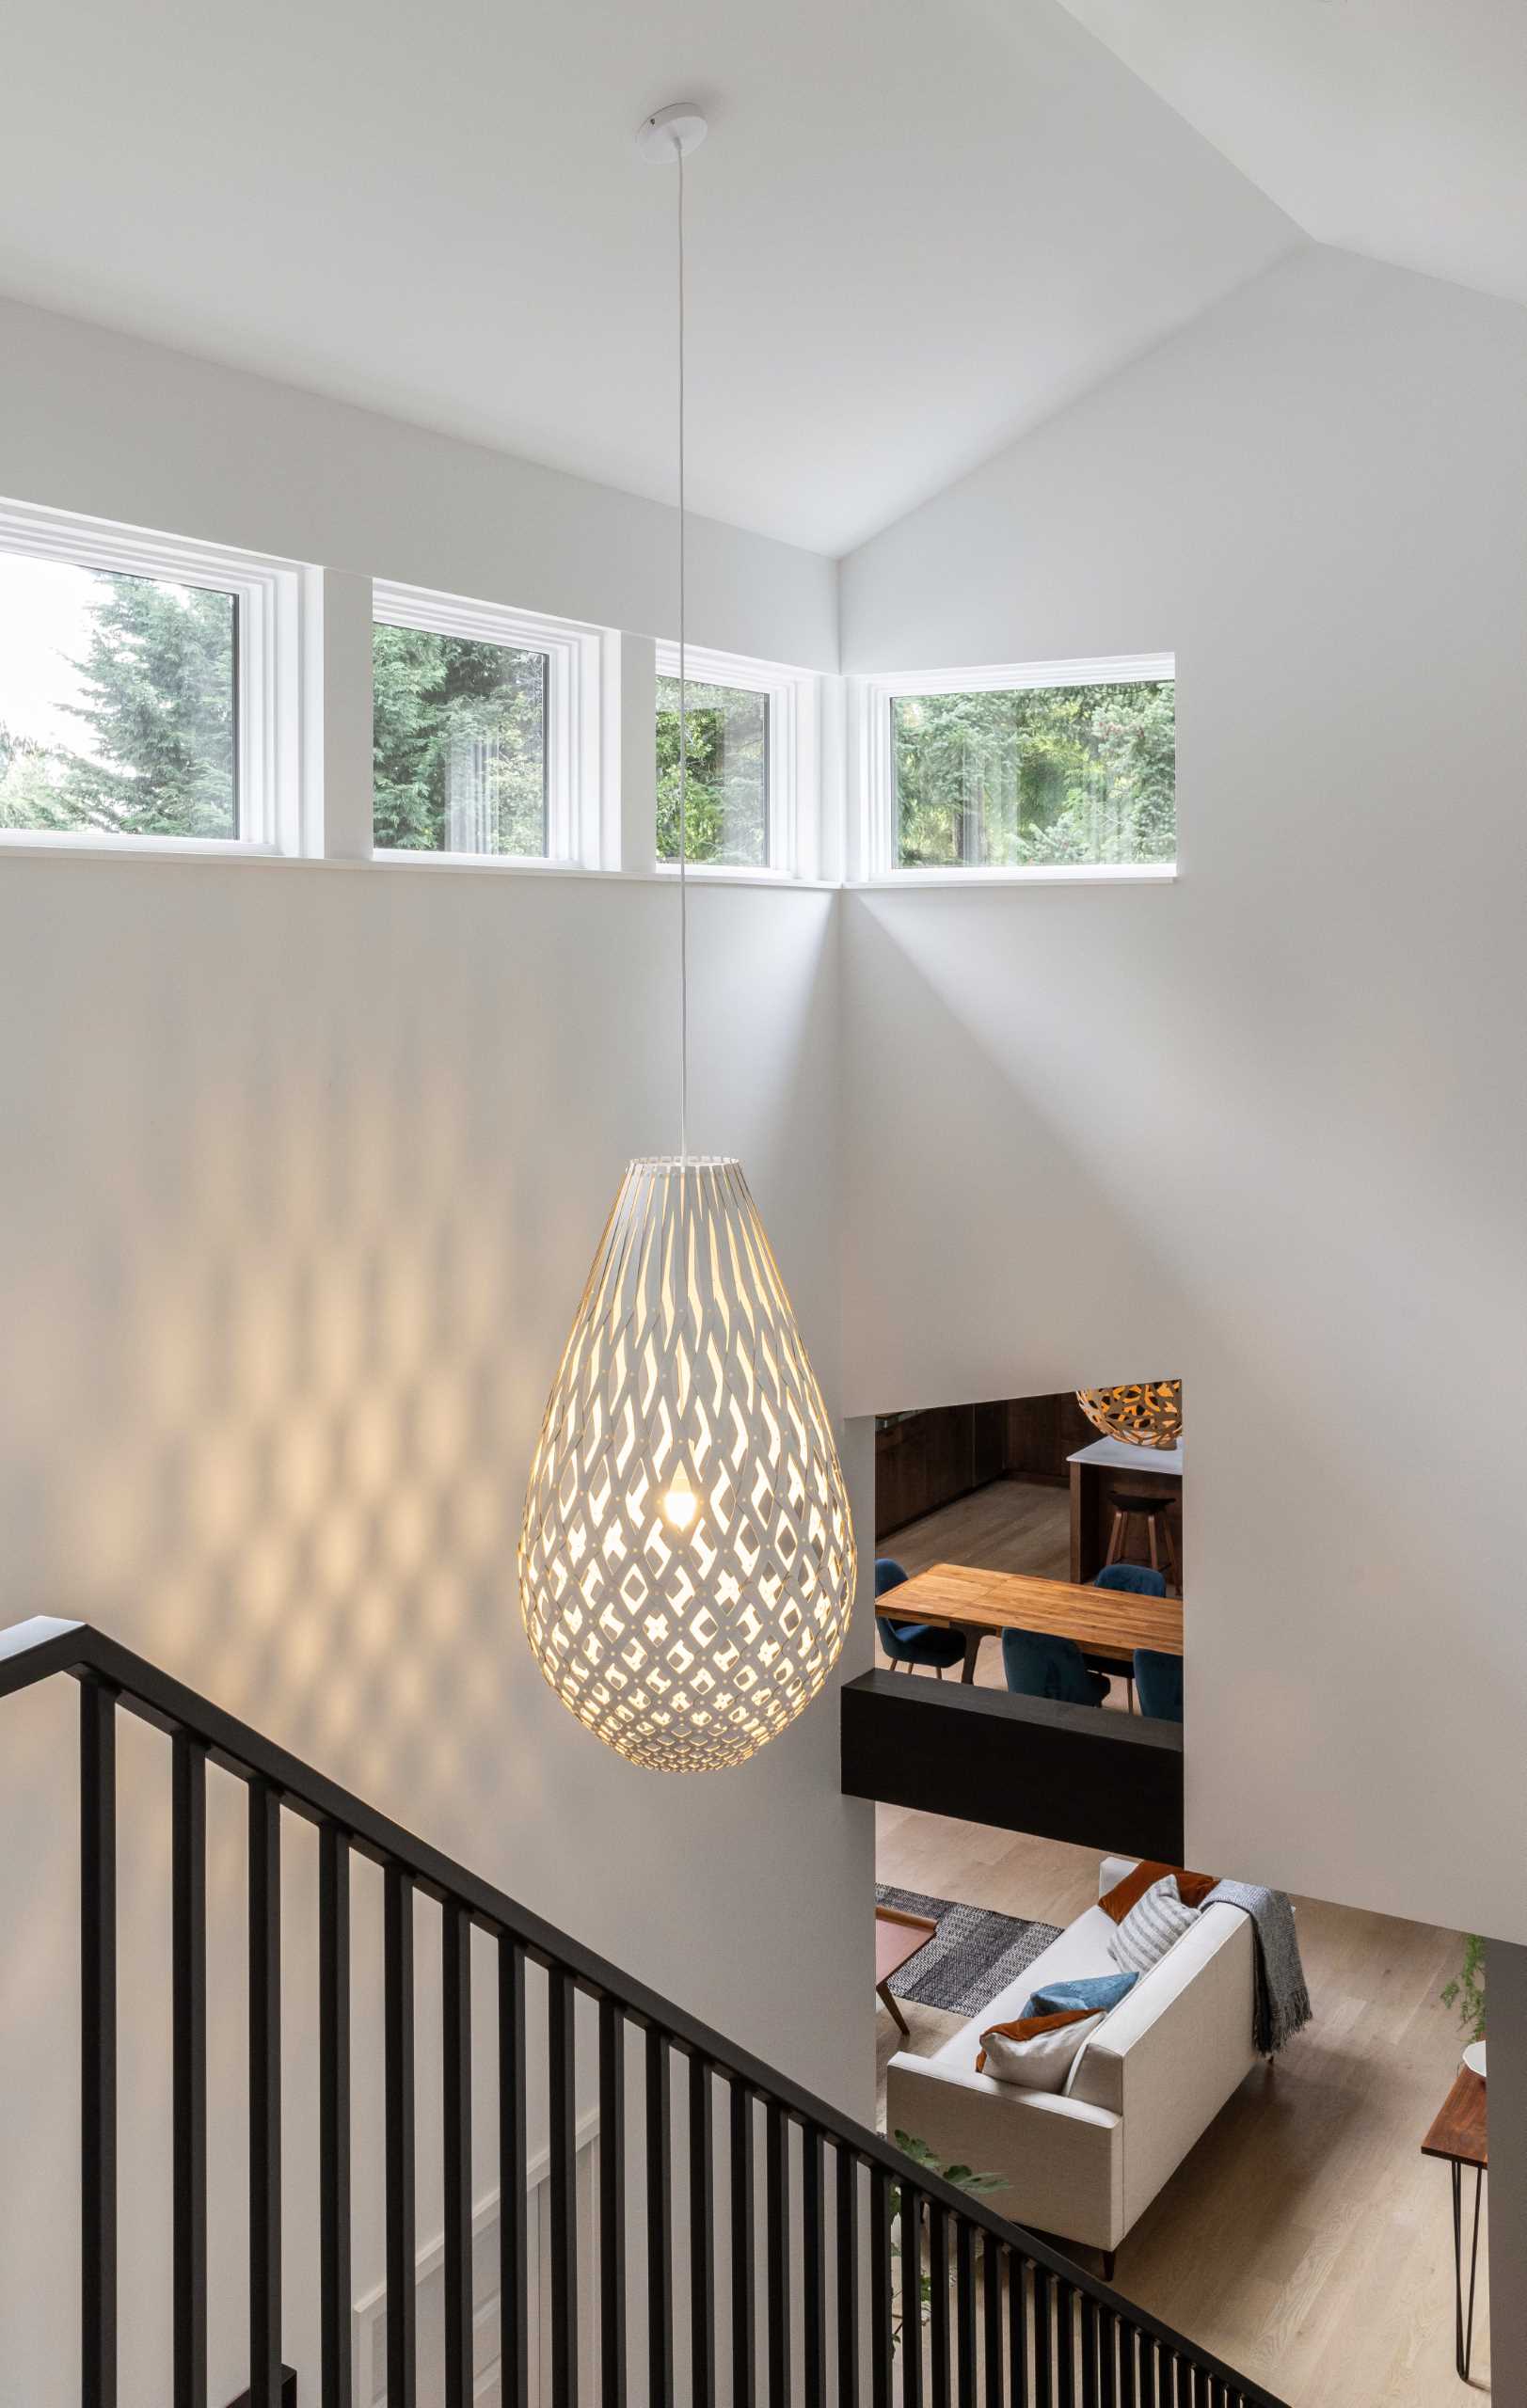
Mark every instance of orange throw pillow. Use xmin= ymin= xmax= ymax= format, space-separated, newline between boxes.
xmin=1099 ymin=1861 xmax=1217 ymax=1924
xmin=975 ymin=2005 xmax=1093 ymax=2074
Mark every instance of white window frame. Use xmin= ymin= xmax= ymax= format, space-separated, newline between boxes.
xmin=372 ymin=580 xmax=611 ymax=871
xmin=854 ymin=651 xmax=1176 ymax=884
xmin=654 ymin=642 xmax=820 ymax=880
xmin=0 ymin=496 xmax=307 ymax=856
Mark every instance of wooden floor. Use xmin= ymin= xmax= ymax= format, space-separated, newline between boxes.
xmin=874 ymin=1480 xmax=1487 ymax=2403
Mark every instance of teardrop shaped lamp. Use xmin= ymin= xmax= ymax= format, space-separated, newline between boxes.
xmin=519 ymin=1156 xmax=855 ymax=1772
xmin=518 ymin=107 xmax=856 ymax=1771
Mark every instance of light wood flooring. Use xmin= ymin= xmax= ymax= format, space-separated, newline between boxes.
xmin=874 ymin=1480 xmax=1486 ymax=2403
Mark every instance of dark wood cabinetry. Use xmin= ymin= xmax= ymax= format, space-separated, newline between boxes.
xmin=875 ymin=1394 xmax=1073 ymax=1541
xmin=1002 ymin=1390 xmax=1096 ymax=1481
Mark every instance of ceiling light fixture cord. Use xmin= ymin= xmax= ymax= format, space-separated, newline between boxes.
xmin=675 ymin=128 xmax=690 ymax=1169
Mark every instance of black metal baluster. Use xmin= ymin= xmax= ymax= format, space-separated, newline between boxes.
xmin=955 ymin=2221 xmax=975 ymax=2405
xmin=443 ymin=1900 xmax=472 ymax=2408
xmin=870 ymin=2167 xmax=893 ymax=2408
xmin=384 ymin=1865 xmax=416 ymax=2408
xmin=1009 ymin=2255 xmax=1029 ymax=2408
xmin=691 ymin=2053 xmax=716 ymax=2408
xmin=1098 ymin=2306 xmax=1117 ymax=2408
xmin=171 ymin=1734 xmax=207 ymax=2408
xmin=1055 ymin=2279 xmax=1073 ymax=2407
xmin=766 ymin=2100 xmax=791 ymax=2407
xmin=835 ymin=2146 xmax=859 ymax=2408
xmin=900 ymin=2186 xmax=922 ymax=2408
xmin=549 ymin=1967 xmax=579 ymax=2408
xmin=1032 ymin=2266 xmax=1051 ymax=2408
xmin=248 ymin=1782 xmax=282 ymax=2408
xmin=929 ymin=2204 xmax=950 ymax=2408
xmin=499 ymin=1939 xmax=529 ymax=2408
xmin=731 ymin=2083 xmax=756 ymax=2408
xmin=1137 ymin=2333 xmax=1156 ymax=2408
xmin=647 ymin=2027 xmax=673 ymax=2408
xmin=80 ymin=1680 xmax=117 ymax=2408
xmin=982 ymin=2235 xmax=1003 ymax=2408
xmin=599 ymin=1998 xmax=627 ymax=2408
xmin=803 ymin=2124 xmax=826 ymax=2408
xmin=318 ymin=1824 xmax=351 ymax=2408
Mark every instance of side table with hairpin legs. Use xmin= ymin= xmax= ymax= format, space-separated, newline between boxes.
xmin=1422 ymin=2067 xmax=1487 ymax=2382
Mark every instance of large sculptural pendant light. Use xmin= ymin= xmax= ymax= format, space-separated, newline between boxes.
xmin=517 ymin=103 xmax=856 ymax=1772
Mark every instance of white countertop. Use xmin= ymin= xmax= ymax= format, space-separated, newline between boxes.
xmin=1067 ymin=1436 xmax=1184 ymax=1476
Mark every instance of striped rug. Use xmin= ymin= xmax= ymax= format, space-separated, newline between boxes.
xmin=877 ymin=1886 xmax=1063 ymax=2018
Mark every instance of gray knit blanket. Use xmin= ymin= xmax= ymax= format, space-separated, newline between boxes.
xmin=1204 ymin=1880 xmax=1312 ymax=2055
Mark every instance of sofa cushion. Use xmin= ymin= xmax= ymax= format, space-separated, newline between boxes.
xmin=926 ymin=1909 xmax=1121 ymax=2067
xmin=1109 ymin=1877 xmax=1201 ymax=1974
xmin=978 ymin=2007 xmax=1104 ymax=2091
xmin=1098 ymin=1861 xmax=1218 ymax=1924
xmin=924 ymin=1905 xmax=1120 ymax=2071
xmin=1024 ymin=1971 xmax=1138 ymax=2020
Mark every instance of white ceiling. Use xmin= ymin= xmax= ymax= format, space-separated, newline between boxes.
xmin=0 ymin=0 xmax=1297 ymax=556
xmin=1056 ymin=0 xmax=1527 ymax=311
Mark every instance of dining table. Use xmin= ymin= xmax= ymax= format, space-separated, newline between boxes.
xmin=875 ymin=1560 xmax=1184 ymax=1684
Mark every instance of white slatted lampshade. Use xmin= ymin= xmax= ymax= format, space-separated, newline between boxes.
xmin=518 ymin=1156 xmax=856 ymax=1773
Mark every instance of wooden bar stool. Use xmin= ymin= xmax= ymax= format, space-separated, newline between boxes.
xmin=1104 ymin=1492 xmax=1180 ymax=1593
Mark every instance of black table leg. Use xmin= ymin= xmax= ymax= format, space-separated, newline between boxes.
xmin=961 ymin=1630 xmax=983 ymax=1683
xmin=1452 ymin=2160 xmax=1484 ymax=2380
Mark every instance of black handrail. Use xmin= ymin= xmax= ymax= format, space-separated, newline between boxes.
xmin=0 ymin=1616 xmax=1288 ymax=2407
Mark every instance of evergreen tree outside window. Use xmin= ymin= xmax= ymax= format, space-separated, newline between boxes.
xmin=373 ymin=622 xmax=549 ymax=856
xmin=892 ymin=676 xmax=1175 ymax=869
xmin=655 ymin=675 xmax=769 ymax=868
xmin=0 ymin=550 xmax=237 ymax=838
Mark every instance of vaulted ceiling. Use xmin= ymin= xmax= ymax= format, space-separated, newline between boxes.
xmin=0 ymin=0 xmax=1515 ymax=555
xmin=1055 ymin=0 xmax=1527 ymax=314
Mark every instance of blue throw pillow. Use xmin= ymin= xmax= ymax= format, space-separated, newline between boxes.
xmin=1021 ymin=1971 xmax=1138 ymax=2020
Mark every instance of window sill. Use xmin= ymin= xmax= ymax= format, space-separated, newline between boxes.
xmin=0 ymin=832 xmax=283 ymax=862
xmin=653 ymin=863 xmax=830 ymax=890
xmin=855 ymin=863 xmax=1178 ymax=890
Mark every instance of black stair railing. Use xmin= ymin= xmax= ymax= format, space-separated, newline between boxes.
xmin=0 ymin=1616 xmax=1288 ymax=2408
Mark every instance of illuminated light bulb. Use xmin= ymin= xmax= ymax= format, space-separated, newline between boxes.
xmin=661 ymin=1469 xmax=697 ymax=1530
xmin=519 ymin=1156 xmax=855 ymax=1774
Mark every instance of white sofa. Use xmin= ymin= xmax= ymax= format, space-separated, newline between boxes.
xmin=884 ymin=1858 xmax=1260 ymax=2262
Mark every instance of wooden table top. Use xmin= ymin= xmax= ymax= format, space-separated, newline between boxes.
xmin=875 ymin=1906 xmax=937 ymax=1986
xmin=875 ymin=1561 xmax=1184 ymax=1666
xmin=1421 ymin=2068 xmax=1487 ymax=2169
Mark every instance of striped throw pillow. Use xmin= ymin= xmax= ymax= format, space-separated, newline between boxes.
xmin=1108 ymin=1876 xmax=1201 ymax=1975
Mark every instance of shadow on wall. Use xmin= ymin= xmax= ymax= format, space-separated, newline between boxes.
xmin=0 ymin=863 xmax=863 ymax=2403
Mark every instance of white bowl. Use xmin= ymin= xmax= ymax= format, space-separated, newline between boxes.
xmin=1463 ymin=2040 xmax=1487 ymax=2081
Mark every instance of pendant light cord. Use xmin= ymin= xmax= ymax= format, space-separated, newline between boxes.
xmin=674 ymin=130 xmax=690 ymax=1166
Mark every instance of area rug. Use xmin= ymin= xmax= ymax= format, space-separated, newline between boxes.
xmin=876 ymin=1886 xmax=1063 ymax=2018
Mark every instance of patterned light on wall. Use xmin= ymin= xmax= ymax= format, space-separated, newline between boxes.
xmin=517 ymin=104 xmax=856 ymax=1770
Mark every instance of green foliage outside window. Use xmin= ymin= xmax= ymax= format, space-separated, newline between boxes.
xmin=894 ymin=680 xmax=1175 ymax=868
xmin=0 ymin=571 xmax=236 ymax=837
xmin=656 ymin=676 xmax=768 ymax=867
xmin=373 ymin=623 xmax=548 ymax=854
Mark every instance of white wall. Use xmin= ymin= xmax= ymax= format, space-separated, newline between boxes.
xmin=839 ymin=245 xmax=1527 ymax=1947
xmin=0 ymin=294 xmax=837 ymax=667
xmin=0 ymin=307 xmax=867 ymax=2405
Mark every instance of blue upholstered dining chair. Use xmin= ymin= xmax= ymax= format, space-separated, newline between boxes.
xmin=1094 ymin=1560 xmax=1167 ymax=1711
xmin=1001 ymin=1628 xmax=1108 ymax=1706
xmin=1094 ymin=1563 xmax=1167 ymax=1601
xmin=1133 ymin=1648 xmax=1184 ymax=1722
xmin=875 ymin=1558 xmax=965 ymax=1676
